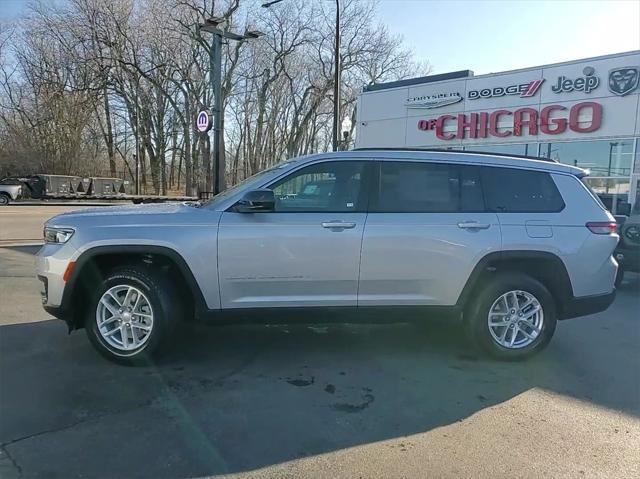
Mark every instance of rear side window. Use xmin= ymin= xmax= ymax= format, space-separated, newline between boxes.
xmin=580 ymin=177 xmax=607 ymax=209
xmin=373 ymin=161 xmax=484 ymax=213
xmin=481 ymin=167 xmax=564 ymax=213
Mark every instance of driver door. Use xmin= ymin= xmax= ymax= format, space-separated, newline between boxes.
xmin=217 ymin=160 xmax=370 ymax=309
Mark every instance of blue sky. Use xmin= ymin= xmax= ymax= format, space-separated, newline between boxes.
xmin=2 ymin=0 xmax=639 ymax=75
xmin=0 ymin=0 xmax=25 ymax=18
xmin=378 ymin=0 xmax=640 ymax=74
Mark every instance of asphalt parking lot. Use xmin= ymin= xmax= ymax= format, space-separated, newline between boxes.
xmin=1 ymin=205 xmax=639 ymax=478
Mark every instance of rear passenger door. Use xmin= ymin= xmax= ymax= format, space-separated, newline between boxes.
xmin=481 ymin=166 xmax=566 ymax=251
xmin=358 ymin=160 xmax=501 ymax=306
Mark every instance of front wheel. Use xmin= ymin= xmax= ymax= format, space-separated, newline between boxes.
xmin=85 ymin=267 xmax=180 ymax=365
xmin=0 ymin=194 xmax=10 ymax=206
xmin=465 ymin=273 xmax=557 ymax=360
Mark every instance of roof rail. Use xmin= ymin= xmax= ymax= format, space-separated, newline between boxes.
xmin=351 ymin=147 xmax=558 ymax=163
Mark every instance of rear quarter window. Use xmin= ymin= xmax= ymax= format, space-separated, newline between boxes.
xmin=580 ymin=177 xmax=607 ymax=209
xmin=481 ymin=167 xmax=565 ymax=213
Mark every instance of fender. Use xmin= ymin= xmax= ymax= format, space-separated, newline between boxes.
xmin=456 ymin=250 xmax=574 ymax=309
xmin=60 ymin=245 xmax=208 ymax=314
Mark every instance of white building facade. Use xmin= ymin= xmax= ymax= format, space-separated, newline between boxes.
xmin=355 ymin=51 xmax=640 ymax=213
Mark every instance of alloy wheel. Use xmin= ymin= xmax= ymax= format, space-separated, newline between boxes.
xmin=96 ymin=285 xmax=154 ymax=351
xmin=487 ymin=290 xmax=544 ymax=349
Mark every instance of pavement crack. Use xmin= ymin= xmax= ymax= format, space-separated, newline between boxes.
xmin=1 ymin=416 xmax=96 ymax=450
xmin=1 ymin=444 xmax=23 ymax=478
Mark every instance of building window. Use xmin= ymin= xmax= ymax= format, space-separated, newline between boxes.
xmin=465 ymin=144 xmax=537 ymax=156
xmin=539 ymin=139 xmax=634 ymax=177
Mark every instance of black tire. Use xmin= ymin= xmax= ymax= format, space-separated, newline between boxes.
xmin=0 ymin=193 xmax=10 ymax=205
xmin=85 ymin=266 xmax=180 ymax=365
xmin=614 ymin=266 xmax=624 ymax=287
xmin=464 ymin=273 xmax=557 ymax=360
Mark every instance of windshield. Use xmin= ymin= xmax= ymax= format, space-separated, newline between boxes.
xmin=201 ymin=160 xmax=297 ymax=208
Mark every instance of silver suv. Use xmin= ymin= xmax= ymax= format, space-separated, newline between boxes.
xmin=36 ymin=149 xmax=619 ymax=364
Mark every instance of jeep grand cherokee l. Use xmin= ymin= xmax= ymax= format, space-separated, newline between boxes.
xmin=36 ymin=149 xmax=618 ymax=364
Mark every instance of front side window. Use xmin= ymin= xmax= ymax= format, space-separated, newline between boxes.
xmin=269 ymin=161 xmax=366 ymax=212
xmin=481 ymin=167 xmax=564 ymax=213
xmin=373 ymin=161 xmax=483 ymax=213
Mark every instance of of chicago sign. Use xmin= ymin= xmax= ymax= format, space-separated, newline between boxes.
xmin=417 ymin=102 xmax=602 ymax=140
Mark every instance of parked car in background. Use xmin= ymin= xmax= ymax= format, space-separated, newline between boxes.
xmin=36 ymin=149 xmax=619 ymax=364
xmin=0 ymin=178 xmax=23 ymax=205
xmin=614 ymin=212 xmax=640 ymax=285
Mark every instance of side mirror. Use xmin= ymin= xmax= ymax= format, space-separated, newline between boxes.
xmin=235 ymin=188 xmax=275 ymax=213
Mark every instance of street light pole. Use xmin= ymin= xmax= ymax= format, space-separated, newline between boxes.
xmin=210 ymin=33 xmax=223 ymax=195
xmin=134 ymin=74 xmax=140 ymax=195
xmin=607 ymin=141 xmax=619 ymax=194
xmin=199 ymin=20 xmax=263 ymax=195
xmin=332 ymin=0 xmax=341 ymax=152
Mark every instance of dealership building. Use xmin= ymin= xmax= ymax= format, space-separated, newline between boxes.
xmin=355 ymin=50 xmax=640 ymax=213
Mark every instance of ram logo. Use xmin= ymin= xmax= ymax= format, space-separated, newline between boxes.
xmin=608 ymin=67 xmax=639 ymax=96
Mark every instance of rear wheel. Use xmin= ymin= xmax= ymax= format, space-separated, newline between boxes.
xmin=465 ymin=273 xmax=557 ymax=360
xmin=85 ymin=267 xmax=180 ymax=365
xmin=0 ymin=193 xmax=10 ymax=205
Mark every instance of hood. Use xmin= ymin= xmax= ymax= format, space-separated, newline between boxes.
xmin=46 ymin=202 xmax=198 ymax=227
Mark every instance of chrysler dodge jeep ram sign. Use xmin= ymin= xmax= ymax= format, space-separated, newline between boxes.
xmin=551 ymin=67 xmax=600 ymax=94
xmin=355 ymin=51 xmax=640 ymax=150
xmin=468 ymin=79 xmax=545 ymax=99
xmin=608 ymin=67 xmax=639 ymax=96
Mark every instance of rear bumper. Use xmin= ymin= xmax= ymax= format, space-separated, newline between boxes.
xmin=560 ymin=290 xmax=616 ymax=320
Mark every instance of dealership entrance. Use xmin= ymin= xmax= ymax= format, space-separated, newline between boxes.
xmin=355 ymin=51 xmax=640 ymax=214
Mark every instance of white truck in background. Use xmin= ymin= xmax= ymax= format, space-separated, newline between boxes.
xmin=0 ymin=178 xmax=23 ymax=205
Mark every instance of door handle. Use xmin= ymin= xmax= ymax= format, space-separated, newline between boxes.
xmin=457 ymin=221 xmax=490 ymax=230
xmin=321 ymin=221 xmax=356 ymax=229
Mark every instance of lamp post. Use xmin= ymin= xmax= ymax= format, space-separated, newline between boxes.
xmin=332 ymin=0 xmax=340 ymax=152
xmin=607 ymin=141 xmax=619 ymax=194
xmin=263 ymin=0 xmax=341 ymax=151
xmin=134 ymin=73 xmax=140 ymax=195
xmin=198 ymin=19 xmax=263 ymax=194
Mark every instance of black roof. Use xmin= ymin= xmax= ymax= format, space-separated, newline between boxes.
xmin=352 ymin=147 xmax=558 ymax=163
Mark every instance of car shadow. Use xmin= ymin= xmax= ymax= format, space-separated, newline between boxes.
xmin=1 ymin=286 xmax=638 ymax=478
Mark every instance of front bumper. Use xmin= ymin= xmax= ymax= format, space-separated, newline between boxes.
xmin=36 ymin=243 xmax=76 ymax=310
xmin=560 ymin=290 xmax=616 ymax=320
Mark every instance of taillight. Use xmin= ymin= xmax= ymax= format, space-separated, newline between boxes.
xmin=586 ymin=222 xmax=618 ymax=235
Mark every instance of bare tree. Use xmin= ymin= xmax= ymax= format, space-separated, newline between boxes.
xmin=0 ymin=0 xmax=429 ymax=191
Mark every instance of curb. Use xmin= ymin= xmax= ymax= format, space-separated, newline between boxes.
xmin=0 ymin=241 xmax=44 ymax=248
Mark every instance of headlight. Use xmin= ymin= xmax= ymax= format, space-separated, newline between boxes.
xmin=43 ymin=227 xmax=75 ymax=244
